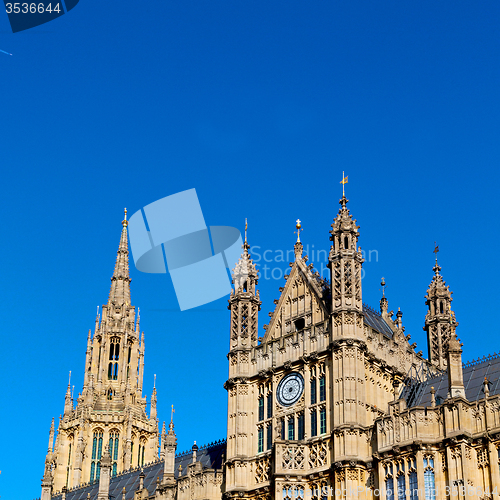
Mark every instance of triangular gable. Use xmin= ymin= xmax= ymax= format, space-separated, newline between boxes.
xmin=263 ymin=257 xmax=329 ymax=342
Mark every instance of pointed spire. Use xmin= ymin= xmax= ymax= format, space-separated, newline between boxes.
xmin=64 ymin=372 xmax=72 ymax=416
xmin=380 ymin=277 xmax=388 ymax=314
xmin=150 ymin=376 xmax=157 ymax=420
xmin=48 ymin=417 xmax=55 ymax=453
xmin=108 ymin=208 xmax=131 ymax=305
xmin=169 ymin=404 xmax=175 ymax=434
xmin=294 ymin=219 xmax=303 ymax=258
xmin=232 ymin=221 xmax=258 ymax=294
xmin=94 ymin=306 xmax=100 ymax=334
xmin=135 ymin=307 xmax=140 ymax=334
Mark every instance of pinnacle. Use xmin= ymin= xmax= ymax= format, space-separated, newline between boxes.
xmin=108 ymin=211 xmax=132 ymax=305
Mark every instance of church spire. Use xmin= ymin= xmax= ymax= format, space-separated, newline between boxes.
xmin=108 ymin=209 xmax=131 ymax=305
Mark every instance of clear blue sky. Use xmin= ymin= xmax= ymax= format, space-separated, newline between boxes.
xmin=1 ymin=1 xmax=500 ymax=498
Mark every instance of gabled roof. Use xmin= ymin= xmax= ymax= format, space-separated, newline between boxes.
xmin=362 ymin=304 xmax=394 ymax=339
xmin=48 ymin=440 xmax=226 ymax=500
xmin=410 ymin=353 xmax=500 ymax=407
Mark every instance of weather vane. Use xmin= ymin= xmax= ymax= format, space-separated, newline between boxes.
xmin=433 ymin=241 xmax=439 ymax=263
xmin=340 ymin=171 xmax=348 ymax=196
xmin=244 ymin=218 xmax=248 ymax=244
xmin=295 ymin=219 xmax=302 ymax=243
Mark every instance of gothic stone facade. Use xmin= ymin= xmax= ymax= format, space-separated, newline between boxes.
xmin=41 ymin=199 xmax=500 ymax=500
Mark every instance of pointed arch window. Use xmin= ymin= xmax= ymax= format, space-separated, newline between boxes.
xmin=424 ymin=456 xmax=436 ymax=500
xmin=396 ymin=463 xmax=405 ymax=500
xmin=90 ymin=430 xmax=103 ymax=482
xmin=138 ymin=437 xmax=146 ymax=466
xmin=384 ymin=464 xmax=394 ymax=500
xmin=109 ymin=430 xmax=119 ymax=476
xmin=108 ymin=338 xmax=120 ymax=380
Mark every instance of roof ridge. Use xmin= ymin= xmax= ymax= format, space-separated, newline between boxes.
xmin=463 ymin=352 xmax=500 ymax=369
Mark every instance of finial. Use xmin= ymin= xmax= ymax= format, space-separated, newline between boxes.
xmin=381 ymin=277 xmax=386 ymax=298
xmin=295 ymin=219 xmax=302 ymax=243
xmin=122 ymin=208 xmax=128 ymax=227
xmin=68 ymin=370 xmax=71 ymax=387
xmin=340 ymin=171 xmax=348 ymax=197
xmin=245 ymin=218 xmax=248 ymax=244
xmin=171 ymin=404 xmax=175 ymax=424
xmin=153 ymin=374 xmax=156 ymax=389
xmin=433 ymin=242 xmax=441 ymax=275
xmin=484 ymin=377 xmax=490 ymax=397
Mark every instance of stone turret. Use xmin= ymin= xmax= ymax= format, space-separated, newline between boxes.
xmin=424 ymin=251 xmax=457 ymax=370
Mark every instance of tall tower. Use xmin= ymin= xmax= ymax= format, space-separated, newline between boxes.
xmin=329 ymin=195 xmax=364 ymax=339
xmin=225 ymin=229 xmax=261 ymax=491
xmin=43 ymin=210 xmax=159 ymax=494
xmin=328 ymin=196 xmax=367 ymax=428
xmin=424 ymin=253 xmax=457 ymax=370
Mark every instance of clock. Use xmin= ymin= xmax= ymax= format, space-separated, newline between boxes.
xmin=277 ymin=372 xmax=304 ymax=407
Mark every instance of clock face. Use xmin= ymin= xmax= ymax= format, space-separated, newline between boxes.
xmin=277 ymin=372 xmax=304 ymax=407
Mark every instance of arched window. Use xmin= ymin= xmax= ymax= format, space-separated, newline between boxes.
xmin=138 ymin=438 xmax=146 ymax=466
xmin=107 ymin=388 xmax=114 ymax=400
xmin=344 ymin=236 xmax=349 ymax=249
xmin=108 ymin=338 xmax=120 ymax=380
xmin=66 ymin=437 xmax=73 ymax=487
xmin=90 ymin=430 xmax=103 ymax=482
xmin=127 ymin=345 xmax=132 ymax=379
xmin=440 ymin=302 xmax=444 ymax=314
xmin=109 ymin=430 xmax=119 ymax=476
xmin=385 ymin=464 xmax=394 ymax=500
xmin=424 ymin=456 xmax=436 ymax=500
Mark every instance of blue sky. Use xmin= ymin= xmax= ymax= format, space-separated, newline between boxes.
xmin=1 ymin=1 xmax=500 ymax=498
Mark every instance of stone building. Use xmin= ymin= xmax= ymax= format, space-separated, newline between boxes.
xmin=40 ymin=197 xmax=500 ymax=500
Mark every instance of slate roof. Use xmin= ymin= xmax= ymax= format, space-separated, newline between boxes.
xmin=410 ymin=353 xmax=500 ymax=407
xmin=48 ymin=440 xmax=226 ymax=500
xmin=362 ymin=303 xmax=394 ymax=338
